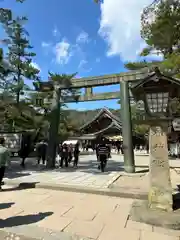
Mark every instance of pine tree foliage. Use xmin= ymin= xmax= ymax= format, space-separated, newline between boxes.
xmin=4 ymin=16 xmax=40 ymax=105
xmin=126 ymin=0 xmax=180 ymax=78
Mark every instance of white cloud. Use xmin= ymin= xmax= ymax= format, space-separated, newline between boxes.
xmin=42 ymin=32 xmax=89 ymax=65
xmin=54 ymin=39 xmax=73 ymax=64
xmin=31 ymin=62 xmax=41 ymax=72
xmin=76 ymin=31 xmax=90 ymax=44
xmin=41 ymin=42 xmax=52 ymax=55
xmin=41 ymin=41 xmax=51 ymax=48
xmin=136 ymin=42 xmax=163 ymax=60
xmin=78 ymin=59 xmax=92 ymax=73
xmin=52 ymin=26 xmax=60 ymax=37
xmin=98 ymin=0 xmax=153 ymax=61
xmin=78 ymin=59 xmax=88 ymax=69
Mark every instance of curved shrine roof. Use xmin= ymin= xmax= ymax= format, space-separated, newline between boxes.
xmin=79 ymin=108 xmax=122 ymax=138
xmin=79 ymin=108 xmax=122 ymax=131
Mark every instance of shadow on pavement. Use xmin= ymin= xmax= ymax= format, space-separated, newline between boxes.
xmin=173 ymin=190 xmax=180 ymax=210
xmin=136 ymin=168 xmax=149 ymax=173
xmin=2 ymin=182 xmax=39 ymax=192
xmin=0 ymin=203 xmax=15 ymax=210
xmin=7 ymin=157 xmax=125 ymax=176
xmin=5 ymin=172 xmax=31 ymax=180
xmin=6 ymin=157 xmax=151 ymax=177
xmin=55 ymin=160 xmax=125 ymax=175
xmin=0 ymin=211 xmax=53 ymax=228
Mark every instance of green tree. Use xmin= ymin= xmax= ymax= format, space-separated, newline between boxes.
xmin=0 ymin=0 xmax=25 ymax=39
xmin=0 ymin=48 xmax=12 ymax=90
xmin=141 ymin=0 xmax=180 ymax=56
xmin=31 ymin=72 xmax=80 ymax=142
xmin=4 ymin=16 xmax=40 ymax=107
xmin=125 ymin=0 xmax=180 ymax=77
xmin=0 ymin=0 xmax=42 ymax=132
xmin=130 ymin=104 xmax=149 ymax=135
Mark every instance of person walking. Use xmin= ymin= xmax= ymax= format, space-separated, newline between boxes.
xmin=0 ymin=137 xmax=10 ymax=191
xmin=116 ymin=142 xmax=120 ymax=154
xmin=19 ymin=132 xmax=31 ymax=168
xmin=96 ymin=137 xmax=110 ymax=171
xmin=36 ymin=139 xmax=48 ymax=165
xmin=68 ymin=144 xmax=73 ymax=163
xmin=74 ymin=143 xmax=80 ymax=167
xmin=56 ymin=143 xmax=62 ymax=165
xmin=60 ymin=143 xmax=68 ymax=168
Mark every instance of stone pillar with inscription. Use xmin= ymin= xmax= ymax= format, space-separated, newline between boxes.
xmin=148 ymin=124 xmax=173 ymax=212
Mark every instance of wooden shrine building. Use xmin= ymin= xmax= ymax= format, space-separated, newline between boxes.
xmin=78 ymin=108 xmax=122 ymax=140
xmin=73 ymin=108 xmax=146 ymax=148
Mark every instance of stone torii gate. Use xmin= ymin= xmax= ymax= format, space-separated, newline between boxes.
xmin=41 ymin=70 xmax=148 ymax=172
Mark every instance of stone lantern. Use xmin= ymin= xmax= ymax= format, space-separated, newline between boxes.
xmin=130 ymin=67 xmax=180 ymax=229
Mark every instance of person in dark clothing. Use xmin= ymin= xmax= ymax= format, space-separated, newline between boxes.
xmin=116 ymin=142 xmax=120 ymax=154
xmin=57 ymin=143 xmax=62 ymax=163
xmin=36 ymin=139 xmax=48 ymax=165
xmin=19 ymin=133 xmax=32 ymax=168
xmin=95 ymin=144 xmax=99 ymax=160
xmin=74 ymin=143 xmax=80 ymax=167
xmin=146 ymin=143 xmax=149 ymax=154
xmin=96 ymin=137 xmax=110 ymax=170
xmin=60 ymin=143 xmax=68 ymax=168
xmin=120 ymin=142 xmax=124 ymax=154
xmin=68 ymin=144 xmax=73 ymax=163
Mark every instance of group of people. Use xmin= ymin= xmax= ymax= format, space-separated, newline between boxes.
xmin=36 ymin=140 xmax=80 ymax=168
xmin=32 ymin=137 xmax=111 ymax=170
xmin=0 ymin=134 xmax=113 ymax=190
xmin=57 ymin=142 xmax=80 ymax=168
xmin=0 ymin=136 xmax=81 ymax=190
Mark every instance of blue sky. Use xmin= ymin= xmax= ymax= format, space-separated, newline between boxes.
xmin=1 ymin=0 xmax=156 ymax=110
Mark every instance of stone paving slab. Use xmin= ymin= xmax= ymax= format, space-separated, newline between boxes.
xmin=1 ymin=187 xmax=180 ymax=240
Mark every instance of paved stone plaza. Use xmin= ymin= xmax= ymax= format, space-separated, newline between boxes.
xmin=1 ymin=187 xmax=180 ymax=239
xmin=4 ymin=154 xmax=124 ymax=189
xmin=1 ymin=154 xmax=180 ymax=239
xmin=4 ymin=154 xmax=180 ymax=194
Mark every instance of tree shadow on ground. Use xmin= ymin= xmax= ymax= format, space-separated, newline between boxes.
xmin=1 ymin=182 xmax=39 ymax=192
xmin=0 ymin=212 xmax=53 ymax=228
xmin=7 ymin=158 xmax=126 ymax=176
xmin=0 ymin=203 xmax=14 ymax=210
xmin=6 ymin=157 xmax=151 ymax=177
xmin=58 ymin=160 xmax=125 ymax=175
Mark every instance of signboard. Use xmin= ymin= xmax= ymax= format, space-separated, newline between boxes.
xmin=0 ymin=133 xmax=22 ymax=153
xmin=172 ymin=118 xmax=180 ymax=131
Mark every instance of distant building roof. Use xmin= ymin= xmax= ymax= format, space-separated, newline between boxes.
xmin=80 ymin=107 xmax=121 ymax=130
xmin=79 ymin=108 xmax=122 ymax=139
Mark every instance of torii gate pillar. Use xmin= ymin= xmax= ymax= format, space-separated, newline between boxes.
xmin=120 ymin=81 xmax=135 ymax=173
